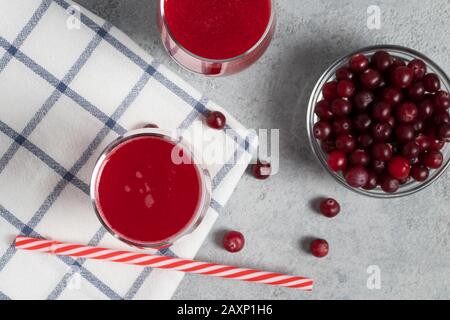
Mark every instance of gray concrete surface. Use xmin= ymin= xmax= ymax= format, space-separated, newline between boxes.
xmin=76 ymin=0 xmax=450 ymax=299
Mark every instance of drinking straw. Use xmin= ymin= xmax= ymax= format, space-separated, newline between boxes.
xmin=15 ymin=236 xmax=313 ymax=291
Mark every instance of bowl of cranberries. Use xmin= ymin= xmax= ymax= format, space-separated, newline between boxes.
xmin=308 ymin=45 xmax=450 ymax=197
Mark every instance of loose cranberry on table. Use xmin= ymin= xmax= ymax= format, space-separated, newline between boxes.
xmin=310 ymin=239 xmax=329 ymax=258
xmin=206 ymin=111 xmax=227 ymax=130
xmin=143 ymin=123 xmax=159 ymax=128
xmin=252 ymin=160 xmax=271 ymax=180
xmin=319 ymin=198 xmax=340 ymax=218
xmin=223 ymin=231 xmax=245 ymax=253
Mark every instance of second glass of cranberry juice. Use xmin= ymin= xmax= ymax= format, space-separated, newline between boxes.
xmin=157 ymin=0 xmax=276 ymax=76
xmin=90 ymin=128 xmax=211 ymax=248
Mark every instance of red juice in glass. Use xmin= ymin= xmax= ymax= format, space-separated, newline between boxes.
xmin=91 ymin=129 xmax=211 ymax=248
xmin=158 ymin=0 xmax=275 ymax=76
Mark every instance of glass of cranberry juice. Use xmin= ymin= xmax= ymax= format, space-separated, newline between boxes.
xmin=157 ymin=0 xmax=276 ymax=76
xmin=90 ymin=128 xmax=211 ymax=248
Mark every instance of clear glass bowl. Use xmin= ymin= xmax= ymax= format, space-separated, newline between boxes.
xmin=307 ymin=45 xmax=450 ymax=198
xmin=156 ymin=0 xmax=276 ymax=76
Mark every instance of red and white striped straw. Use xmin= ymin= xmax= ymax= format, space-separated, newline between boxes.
xmin=15 ymin=236 xmax=313 ymax=291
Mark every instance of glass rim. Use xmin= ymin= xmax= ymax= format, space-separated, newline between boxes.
xmin=90 ymin=128 xmax=212 ymax=248
xmin=307 ymin=44 xmax=450 ymax=199
xmin=158 ymin=0 xmax=276 ymax=64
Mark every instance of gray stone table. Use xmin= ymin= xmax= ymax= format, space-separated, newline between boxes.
xmin=76 ymin=0 xmax=450 ymax=299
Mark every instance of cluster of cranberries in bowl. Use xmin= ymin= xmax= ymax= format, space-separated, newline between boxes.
xmin=313 ymin=51 xmax=450 ymax=193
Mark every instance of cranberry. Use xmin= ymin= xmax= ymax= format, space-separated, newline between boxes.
xmin=433 ymin=91 xmax=450 ymax=111
xmin=434 ymin=111 xmax=450 ymax=125
xmin=327 ymin=150 xmax=347 ymax=172
xmin=206 ymin=111 xmax=226 ymax=129
xmin=380 ymin=175 xmax=400 ymax=193
xmin=313 ymin=121 xmax=332 ymax=140
xmin=407 ymin=59 xmax=427 ymax=80
xmin=314 ymin=100 xmax=333 ymax=120
xmin=418 ymin=99 xmax=434 ymax=119
xmin=363 ymin=171 xmax=378 ymax=190
xmin=411 ymin=165 xmax=429 ymax=182
xmin=310 ymin=239 xmax=329 ymax=258
xmin=391 ymin=58 xmax=406 ymax=69
xmin=349 ymin=53 xmax=369 ymax=73
xmin=223 ymin=231 xmax=245 ymax=253
xmin=402 ymin=141 xmax=420 ymax=159
xmin=353 ymin=90 xmax=375 ymax=111
xmin=371 ymin=122 xmax=393 ymax=141
xmin=331 ymin=98 xmax=352 ymax=116
xmin=371 ymin=51 xmax=393 ymax=72
xmin=382 ymin=87 xmax=403 ymax=105
xmin=360 ymin=68 xmax=382 ymax=89
xmin=337 ymin=80 xmax=356 ymax=98
xmin=429 ymin=139 xmax=445 ymax=151
xmin=423 ymin=73 xmax=440 ymax=92
xmin=322 ymin=81 xmax=338 ymax=101
xmin=407 ymin=81 xmax=426 ymax=101
xmin=372 ymin=143 xmax=393 ymax=161
xmin=415 ymin=134 xmax=432 ymax=151
xmin=353 ymin=113 xmax=372 ymax=132
xmin=371 ymin=159 xmax=386 ymax=174
xmin=332 ymin=117 xmax=352 ymax=134
xmin=388 ymin=156 xmax=411 ymax=180
xmin=391 ymin=66 xmax=414 ymax=88
xmin=336 ymin=134 xmax=356 ymax=153
xmin=321 ymin=139 xmax=336 ymax=154
xmin=438 ymin=123 xmax=450 ymax=142
xmin=143 ymin=123 xmax=159 ymax=129
xmin=372 ymin=102 xmax=391 ymax=122
xmin=336 ymin=67 xmax=354 ymax=81
xmin=386 ymin=116 xmax=396 ymax=127
xmin=421 ymin=150 xmax=444 ymax=169
xmin=345 ymin=165 xmax=369 ymax=188
xmin=350 ymin=149 xmax=370 ymax=166
xmin=251 ymin=160 xmax=272 ymax=179
xmin=319 ymin=198 xmax=341 ymax=218
xmin=396 ymin=102 xmax=418 ymax=123
xmin=358 ymin=134 xmax=374 ymax=148
xmin=395 ymin=124 xmax=415 ymax=142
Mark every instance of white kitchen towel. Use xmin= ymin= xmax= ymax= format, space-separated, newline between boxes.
xmin=0 ymin=0 xmax=256 ymax=300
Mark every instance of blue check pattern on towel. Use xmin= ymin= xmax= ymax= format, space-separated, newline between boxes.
xmin=0 ymin=0 xmax=256 ymax=300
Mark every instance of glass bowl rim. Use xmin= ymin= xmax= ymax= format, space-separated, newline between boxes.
xmin=157 ymin=0 xmax=276 ymax=64
xmin=306 ymin=44 xmax=450 ymax=198
xmin=90 ymin=128 xmax=212 ymax=248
